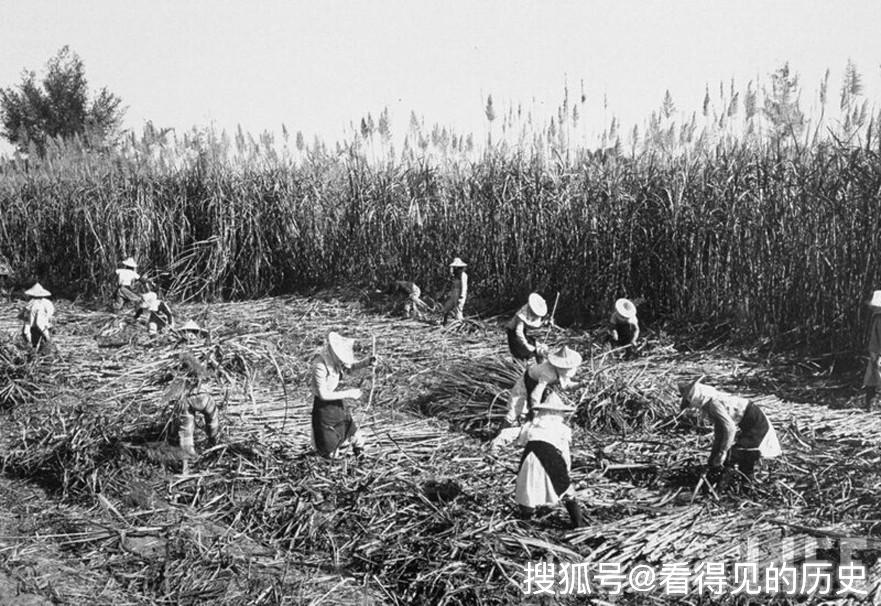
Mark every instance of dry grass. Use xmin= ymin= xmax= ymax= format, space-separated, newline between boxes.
xmin=0 ymin=290 xmax=879 ymax=604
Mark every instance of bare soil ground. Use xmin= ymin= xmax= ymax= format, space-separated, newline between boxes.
xmin=0 ymin=291 xmax=877 ymax=605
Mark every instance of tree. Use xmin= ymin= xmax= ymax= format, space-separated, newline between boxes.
xmin=0 ymin=46 xmax=125 ymax=154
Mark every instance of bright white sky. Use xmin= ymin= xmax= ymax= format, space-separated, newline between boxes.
xmin=1 ymin=1 xmax=880 ymax=148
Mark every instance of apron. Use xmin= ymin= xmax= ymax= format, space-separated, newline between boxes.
xmin=733 ymin=402 xmax=781 ymax=458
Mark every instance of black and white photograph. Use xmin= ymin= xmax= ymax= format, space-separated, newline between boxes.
xmin=1 ymin=1 xmax=880 ymax=604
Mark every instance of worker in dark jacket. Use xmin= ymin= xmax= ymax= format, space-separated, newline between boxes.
xmin=505 ymin=293 xmax=548 ymax=362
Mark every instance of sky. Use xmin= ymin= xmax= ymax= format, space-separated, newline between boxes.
xmin=1 ymin=1 xmax=880 ymax=149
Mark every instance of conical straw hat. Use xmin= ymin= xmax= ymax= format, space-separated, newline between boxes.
xmin=24 ymin=283 xmax=50 ymax=297
xmin=327 ymin=331 xmax=355 ymax=366
xmin=614 ymin=298 xmax=637 ymax=319
xmin=527 ymin=293 xmax=547 ymax=317
xmin=547 ymin=345 xmax=582 ymax=369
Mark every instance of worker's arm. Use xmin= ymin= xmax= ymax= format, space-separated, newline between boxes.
xmin=313 ymin=359 xmax=361 ymax=401
xmin=704 ymin=400 xmax=737 ymax=467
xmin=512 ymin=319 xmax=536 ymax=354
xmin=351 ymin=355 xmax=378 ymax=371
xmin=629 ymin=319 xmax=640 ymax=346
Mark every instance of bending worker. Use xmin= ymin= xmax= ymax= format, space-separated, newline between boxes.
xmin=505 ymin=292 xmax=548 ymax=363
xmin=679 ymin=378 xmax=781 ymax=481
xmin=504 ymin=345 xmax=582 ymax=427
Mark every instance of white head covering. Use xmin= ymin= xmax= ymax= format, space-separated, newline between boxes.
xmin=449 ymin=257 xmax=467 ymax=268
xmin=178 ymin=320 xmax=203 ymax=332
xmin=121 ymin=257 xmax=138 ymax=269
xmin=327 ymin=331 xmax=355 ymax=367
xmin=614 ymin=298 xmax=637 ymax=319
xmin=868 ymin=290 xmax=881 ymax=309
xmin=25 ymin=283 xmax=51 ymax=297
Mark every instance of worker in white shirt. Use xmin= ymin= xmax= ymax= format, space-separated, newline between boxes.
xmin=21 ymin=283 xmax=55 ymax=352
xmin=113 ymin=257 xmax=144 ymax=311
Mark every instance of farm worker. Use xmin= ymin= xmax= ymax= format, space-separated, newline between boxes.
xmin=441 ymin=257 xmax=468 ymax=324
xmin=678 ymin=379 xmax=781 ymax=482
xmin=506 ymin=293 xmax=549 ymax=362
xmin=504 ymin=345 xmax=583 ymax=427
xmin=21 ymin=283 xmax=55 ymax=352
xmin=134 ymin=292 xmax=174 ymax=334
xmin=169 ymin=352 xmax=219 ymax=458
xmin=608 ymin=298 xmax=640 ymax=357
xmin=395 ymin=280 xmax=430 ymax=319
xmin=113 ymin=257 xmax=144 ymax=310
xmin=514 ymin=391 xmax=584 ymax=528
xmin=863 ymin=290 xmax=881 ymax=411
xmin=176 ymin=319 xmax=208 ymax=342
xmin=311 ymin=331 xmax=377 ymax=459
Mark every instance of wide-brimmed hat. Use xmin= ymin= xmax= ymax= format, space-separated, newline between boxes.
xmin=140 ymin=291 xmax=159 ymax=311
xmin=547 ymin=345 xmax=582 ymax=369
xmin=614 ymin=298 xmax=637 ymax=319
xmin=178 ymin=320 xmax=204 ymax=333
xmin=533 ymin=391 xmax=577 ymax=413
xmin=449 ymin=257 xmax=467 ymax=268
xmin=24 ymin=283 xmax=50 ymax=297
xmin=327 ymin=331 xmax=355 ymax=366
xmin=867 ymin=291 xmax=881 ymax=309
xmin=121 ymin=257 xmax=137 ymax=269
xmin=527 ymin=293 xmax=548 ymax=317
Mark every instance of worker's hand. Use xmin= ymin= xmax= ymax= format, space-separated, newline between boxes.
xmin=535 ymin=343 xmax=549 ymax=357
xmin=348 ymin=388 xmax=364 ymax=400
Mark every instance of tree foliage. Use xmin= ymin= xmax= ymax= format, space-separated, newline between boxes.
xmin=0 ymin=46 xmax=125 ymax=154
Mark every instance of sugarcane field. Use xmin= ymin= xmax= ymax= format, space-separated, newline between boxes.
xmin=3 ymin=4 xmax=881 ymax=605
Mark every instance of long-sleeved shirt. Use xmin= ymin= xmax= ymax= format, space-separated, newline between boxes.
xmin=506 ymin=311 xmax=538 ymax=355
xmin=310 ymin=347 xmax=370 ymax=401
xmin=23 ymin=298 xmax=55 ymax=332
xmin=686 ymin=383 xmax=750 ymax=467
xmin=115 ymin=268 xmax=140 ymax=287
